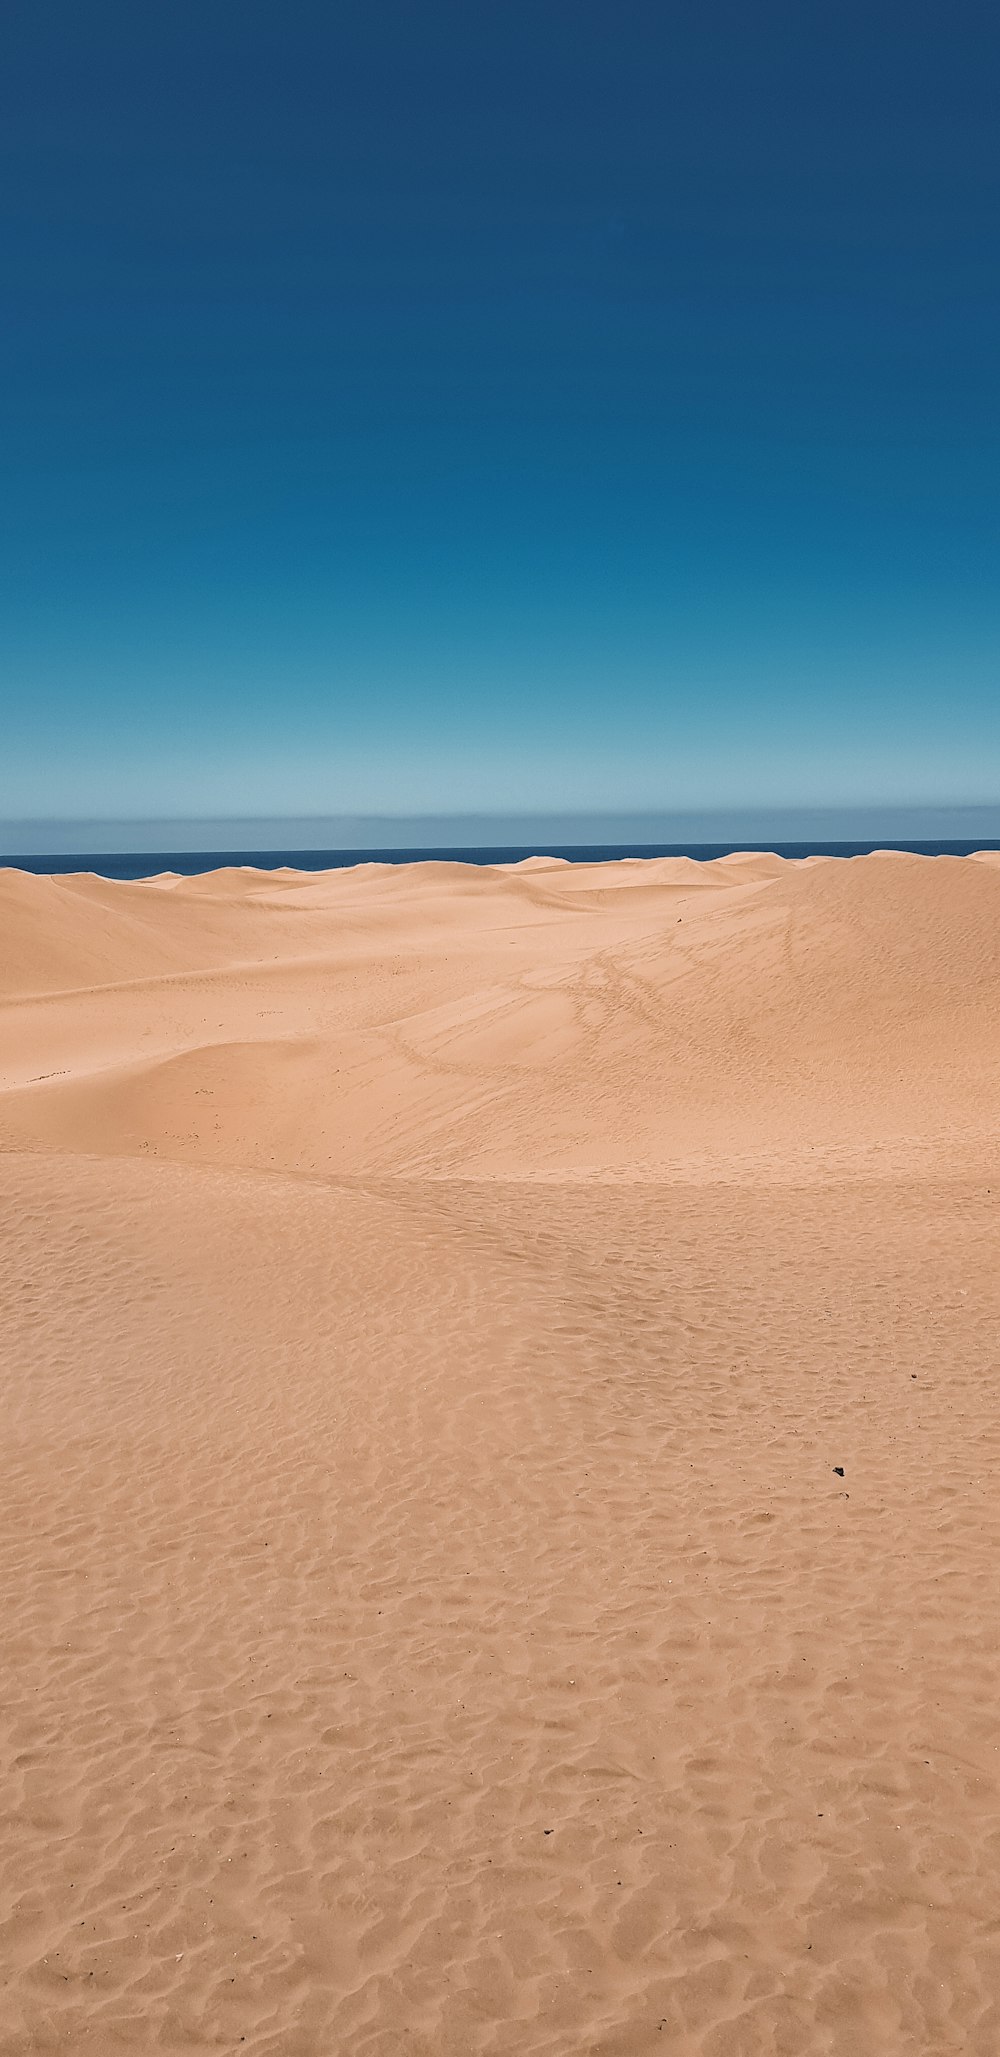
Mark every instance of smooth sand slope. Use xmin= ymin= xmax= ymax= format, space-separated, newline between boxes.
xmin=2 ymin=852 xmax=1000 ymax=2054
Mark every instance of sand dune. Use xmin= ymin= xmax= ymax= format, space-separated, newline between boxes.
xmin=2 ymin=855 xmax=1000 ymax=2053
xmin=2 ymin=851 xmax=999 ymax=1180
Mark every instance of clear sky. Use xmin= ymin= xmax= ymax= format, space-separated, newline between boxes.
xmin=3 ymin=1 xmax=998 ymax=826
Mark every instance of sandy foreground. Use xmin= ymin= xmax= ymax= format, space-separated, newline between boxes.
xmin=2 ymin=849 xmax=1000 ymax=2055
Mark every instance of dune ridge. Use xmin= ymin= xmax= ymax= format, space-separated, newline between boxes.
xmin=2 ymin=854 xmax=1000 ymax=2054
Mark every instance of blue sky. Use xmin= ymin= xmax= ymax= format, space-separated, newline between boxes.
xmin=3 ymin=0 xmax=998 ymax=826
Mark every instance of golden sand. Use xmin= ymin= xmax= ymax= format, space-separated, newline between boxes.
xmin=2 ymin=852 xmax=999 ymax=2053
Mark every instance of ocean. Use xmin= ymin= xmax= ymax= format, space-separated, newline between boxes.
xmin=5 ymin=839 xmax=1000 ymax=879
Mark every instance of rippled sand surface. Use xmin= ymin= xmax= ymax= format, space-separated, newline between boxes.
xmin=2 ymin=852 xmax=1000 ymax=2053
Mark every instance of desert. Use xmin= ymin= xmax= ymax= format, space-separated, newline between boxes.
xmin=2 ymin=850 xmax=1000 ymax=2054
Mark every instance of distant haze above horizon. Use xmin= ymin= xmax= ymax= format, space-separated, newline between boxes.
xmin=3 ymin=3 xmax=998 ymax=818
xmin=4 ymin=806 xmax=1000 ymax=860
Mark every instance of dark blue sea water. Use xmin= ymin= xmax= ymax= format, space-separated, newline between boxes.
xmin=6 ymin=840 xmax=1000 ymax=879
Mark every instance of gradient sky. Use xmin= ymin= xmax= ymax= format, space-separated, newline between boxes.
xmin=3 ymin=1 xmax=998 ymax=824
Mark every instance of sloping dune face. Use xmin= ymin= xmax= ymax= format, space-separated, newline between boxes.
xmin=3 ymin=856 xmax=1000 ymax=2056
xmin=2 ymin=851 xmax=999 ymax=1179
